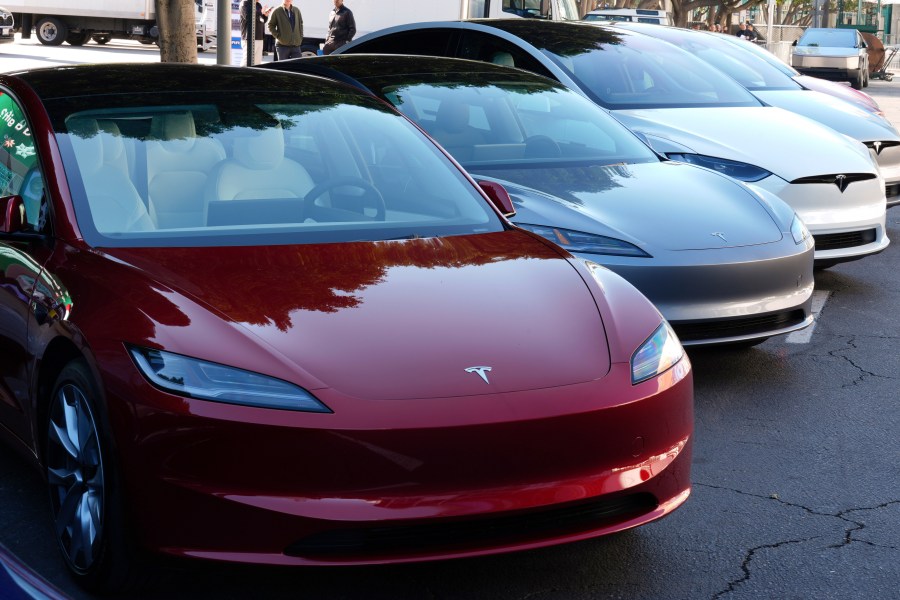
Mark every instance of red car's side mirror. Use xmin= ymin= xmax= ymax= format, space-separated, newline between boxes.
xmin=0 ymin=195 xmax=27 ymax=234
xmin=478 ymin=180 xmax=516 ymax=218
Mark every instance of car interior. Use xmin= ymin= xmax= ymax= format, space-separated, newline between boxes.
xmin=59 ymin=101 xmax=494 ymax=239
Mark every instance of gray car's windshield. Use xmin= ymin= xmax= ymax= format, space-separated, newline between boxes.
xmin=48 ymin=90 xmax=503 ymax=248
xmin=378 ymin=80 xmax=658 ymax=168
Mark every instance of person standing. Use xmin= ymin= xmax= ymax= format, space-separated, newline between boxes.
xmin=744 ymin=22 xmax=758 ymax=42
xmin=737 ymin=21 xmax=757 ymax=41
xmin=323 ymin=0 xmax=356 ymax=55
xmin=268 ymin=0 xmax=304 ymax=60
xmin=240 ymin=1 xmax=272 ymax=66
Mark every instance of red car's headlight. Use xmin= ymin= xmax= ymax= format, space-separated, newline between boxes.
xmin=631 ymin=322 xmax=684 ymax=385
xmin=128 ymin=346 xmax=332 ymax=412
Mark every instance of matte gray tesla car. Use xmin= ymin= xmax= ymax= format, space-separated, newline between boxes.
xmin=260 ymin=55 xmax=815 ymax=346
xmin=609 ymin=22 xmax=900 ymax=208
xmin=791 ymin=27 xmax=870 ymax=89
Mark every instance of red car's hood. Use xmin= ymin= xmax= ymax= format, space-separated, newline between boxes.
xmin=106 ymin=232 xmax=611 ymax=400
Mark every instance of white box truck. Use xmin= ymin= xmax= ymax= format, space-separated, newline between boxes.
xmin=7 ymin=0 xmax=216 ymax=50
xmin=297 ymin=0 xmax=580 ymax=54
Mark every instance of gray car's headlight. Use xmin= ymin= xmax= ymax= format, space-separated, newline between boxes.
xmin=790 ymin=215 xmax=812 ymax=245
xmin=517 ymin=223 xmax=651 ymax=257
xmin=666 ymin=153 xmax=772 ymax=182
xmin=631 ymin=322 xmax=684 ymax=385
xmin=128 ymin=346 xmax=332 ymax=412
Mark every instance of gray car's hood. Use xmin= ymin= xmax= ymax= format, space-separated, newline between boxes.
xmin=611 ymin=106 xmax=877 ymax=181
xmin=470 ymin=161 xmax=784 ymax=251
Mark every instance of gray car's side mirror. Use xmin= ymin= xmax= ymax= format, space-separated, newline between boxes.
xmin=478 ymin=180 xmax=516 ymax=217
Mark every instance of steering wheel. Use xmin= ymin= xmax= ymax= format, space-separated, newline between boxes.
xmin=303 ymin=177 xmax=386 ymax=222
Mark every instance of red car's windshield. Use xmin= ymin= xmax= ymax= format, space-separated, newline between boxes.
xmin=51 ymin=90 xmax=504 ymax=248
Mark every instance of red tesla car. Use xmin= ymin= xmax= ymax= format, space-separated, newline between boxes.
xmin=0 ymin=64 xmax=692 ymax=593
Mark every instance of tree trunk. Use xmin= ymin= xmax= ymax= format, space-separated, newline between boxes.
xmin=156 ymin=0 xmax=198 ymax=63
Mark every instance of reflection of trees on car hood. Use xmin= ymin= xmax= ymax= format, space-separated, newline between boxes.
xmin=473 ymin=164 xmax=632 ymax=207
xmin=106 ymin=234 xmax=551 ymax=330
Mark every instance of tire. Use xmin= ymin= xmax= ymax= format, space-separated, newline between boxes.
xmin=850 ymin=70 xmax=863 ymax=90
xmin=66 ymin=31 xmax=91 ymax=46
xmin=863 ymin=66 xmax=870 ymax=88
xmin=92 ymin=34 xmax=111 ymax=45
xmin=35 ymin=17 xmax=68 ymax=46
xmin=45 ymin=359 xmax=150 ymax=593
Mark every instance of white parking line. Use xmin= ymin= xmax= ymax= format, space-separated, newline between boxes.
xmin=786 ymin=290 xmax=832 ymax=344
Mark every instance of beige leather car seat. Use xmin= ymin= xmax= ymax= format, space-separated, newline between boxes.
xmin=206 ymin=124 xmax=314 ymax=206
xmin=147 ymin=112 xmax=226 ymax=228
xmin=67 ymin=117 xmax=156 ymax=233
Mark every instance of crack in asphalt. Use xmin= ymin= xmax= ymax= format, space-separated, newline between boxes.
xmin=711 ymin=537 xmax=812 ymax=600
xmin=834 ymin=500 xmax=900 ymax=551
xmin=815 ymin=335 xmax=900 ymax=389
xmin=697 ymin=484 xmax=900 ymax=598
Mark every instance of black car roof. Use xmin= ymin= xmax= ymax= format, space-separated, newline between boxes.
xmin=5 ymin=62 xmax=351 ymax=100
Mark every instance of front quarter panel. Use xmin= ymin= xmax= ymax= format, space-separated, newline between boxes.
xmin=567 ymin=259 xmax=665 ymax=365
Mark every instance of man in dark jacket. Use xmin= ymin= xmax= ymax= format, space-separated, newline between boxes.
xmin=323 ymin=0 xmax=356 ymax=55
xmin=268 ymin=0 xmax=304 ymax=60
xmin=240 ymin=0 xmax=272 ymax=66
xmin=737 ymin=21 xmax=757 ymax=41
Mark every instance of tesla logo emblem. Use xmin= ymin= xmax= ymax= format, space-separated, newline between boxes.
xmin=835 ymin=174 xmax=849 ymax=193
xmin=465 ymin=366 xmax=493 ymax=384
xmin=711 ymin=232 xmax=728 ymax=243
xmin=873 ymin=141 xmax=883 ymax=155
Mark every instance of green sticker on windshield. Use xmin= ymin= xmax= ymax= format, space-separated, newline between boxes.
xmin=0 ymin=92 xmax=36 ymax=172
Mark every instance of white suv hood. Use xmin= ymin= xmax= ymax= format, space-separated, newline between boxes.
xmin=752 ymin=90 xmax=900 ymax=143
xmin=612 ymin=106 xmax=878 ymax=181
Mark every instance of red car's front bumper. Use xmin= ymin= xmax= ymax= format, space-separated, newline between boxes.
xmin=107 ymin=359 xmax=692 ymax=566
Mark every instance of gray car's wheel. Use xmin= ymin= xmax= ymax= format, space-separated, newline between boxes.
xmin=46 ymin=359 xmax=149 ymax=593
xmin=850 ymin=70 xmax=864 ymax=90
xmin=35 ymin=17 xmax=68 ymax=46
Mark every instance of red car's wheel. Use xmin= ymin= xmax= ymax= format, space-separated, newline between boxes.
xmin=46 ymin=359 xmax=149 ymax=593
